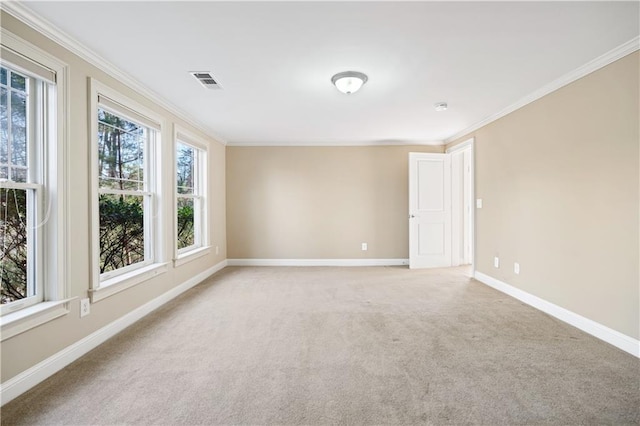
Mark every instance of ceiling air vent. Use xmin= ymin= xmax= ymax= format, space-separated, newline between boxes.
xmin=190 ymin=71 xmax=221 ymax=90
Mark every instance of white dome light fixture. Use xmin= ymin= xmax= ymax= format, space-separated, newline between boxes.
xmin=331 ymin=71 xmax=368 ymax=94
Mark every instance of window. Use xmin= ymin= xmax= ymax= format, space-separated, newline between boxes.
xmin=0 ymin=65 xmax=41 ymax=313
xmin=0 ymin=29 xmax=68 ymax=335
xmin=175 ymin=128 xmax=208 ymax=263
xmin=97 ymin=107 xmax=153 ymax=276
xmin=90 ymin=79 xmax=165 ymax=299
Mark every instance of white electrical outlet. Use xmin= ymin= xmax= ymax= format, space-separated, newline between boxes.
xmin=476 ymin=199 xmax=483 ymax=209
xmin=361 ymin=242 xmax=368 ymax=251
xmin=80 ymin=298 xmax=90 ymax=318
xmin=514 ymin=262 xmax=520 ymax=275
xmin=494 ymin=256 xmax=500 ymax=268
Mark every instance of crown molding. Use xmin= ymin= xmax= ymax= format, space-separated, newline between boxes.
xmin=0 ymin=1 xmax=228 ymax=146
xmin=4 ymin=2 xmax=635 ymax=149
xmin=445 ymin=35 xmax=640 ymax=145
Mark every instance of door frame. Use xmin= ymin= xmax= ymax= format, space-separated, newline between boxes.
xmin=445 ymin=138 xmax=475 ymax=276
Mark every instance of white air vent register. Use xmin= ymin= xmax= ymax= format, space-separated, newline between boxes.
xmin=190 ymin=71 xmax=221 ymax=89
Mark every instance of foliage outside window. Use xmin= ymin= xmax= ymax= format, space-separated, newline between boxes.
xmin=176 ymin=141 xmax=205 ymax=254
xmin=0 ymin=65 xmax=40 ymax=309
xmin=98 ymin=107 xmax=155 ymax=278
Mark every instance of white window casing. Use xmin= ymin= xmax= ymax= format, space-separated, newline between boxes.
xmin=89 ymin=78 xmax=167 ymax=302
xmin=0 ymin=29 xmax=69 ymax=340
xmin=173 ymin=124 xmax=210 ymax=266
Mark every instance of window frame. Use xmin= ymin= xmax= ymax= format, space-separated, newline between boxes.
xmin=0 ymin=68 xmax=43 ymax=314
xmin=96 ymin=108 xmax=156 ymax=280
xmin=173 ymin=125 xmax=209 ymax=266
xmin=89 ymin=79 xmax=167 ymax=302
xmin=0 ymin=29 xmax=69 ymax=340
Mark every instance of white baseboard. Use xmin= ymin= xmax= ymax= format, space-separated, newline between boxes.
xmin=474 ymin=271 xmax=639 ymax=358
xmin=227 ymin=258 xmax=409 ymax=267
xmin=0 ymin=259 xmax=228 ymax=406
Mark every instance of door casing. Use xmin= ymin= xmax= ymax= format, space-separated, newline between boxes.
xmin=409 ymin=138 xmax=475 ymax=272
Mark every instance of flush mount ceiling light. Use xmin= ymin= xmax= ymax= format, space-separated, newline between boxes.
xmin=434 ymin=102 xmax=448 ymax=111
xmin=331 ymin=71 xmax=368 ymax=94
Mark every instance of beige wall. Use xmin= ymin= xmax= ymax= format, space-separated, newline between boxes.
xmin=227 ymin=145 xmax=443 ymax=259
xmin=1 ymin=12 xmax=227 ymax=382
xmin=448 ymin=52 xmax=639 ymax=339
xmin=2 ymin=7 xmax=637 ymax=391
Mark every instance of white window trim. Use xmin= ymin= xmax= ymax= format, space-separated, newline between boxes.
xmin=1 ymin=298 xmax=75 ymax=342
xmin=0 ymin=29 xmax=69 ymax=337
xmin=0 ymin=72 xmax=43 ymax=314
xmin=174 ymin=246 xmax=211 ymax=267
xmin=173 ymin=124 xmax=210 ymax=266
xmin=89 ymin=78 xmax=167 ymax=301
xmin=89 ymin=262 xmax=168 ymax=303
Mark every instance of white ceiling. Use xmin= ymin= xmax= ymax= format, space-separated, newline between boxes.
xmin=21 ymin=1 xmax=640 ymax=145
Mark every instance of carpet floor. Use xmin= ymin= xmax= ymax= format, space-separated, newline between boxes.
xmin=1 ymin=266 xmax=639 ymax=425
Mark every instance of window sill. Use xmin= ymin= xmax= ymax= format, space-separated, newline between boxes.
xmin=174 ymin=246 xmax=211 ymax=267
xmin=91 ymin=262 xmax=168 ymax=303
xmin=1 ymin=298 xmax=75 ymax=342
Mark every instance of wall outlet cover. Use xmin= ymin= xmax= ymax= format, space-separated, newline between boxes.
xmin=494 ymin=257 xmax=500 ymax=268
xmin=361 ymin=243 xmax=368 ymax=251
xmin=80 ymin=298 xmax=90 ymax=318
xmin=514 ymin=262 xmax=520 ymax=275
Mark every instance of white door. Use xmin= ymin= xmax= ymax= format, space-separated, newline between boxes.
xmin=409 ymin=153 xmax=452 ymax=269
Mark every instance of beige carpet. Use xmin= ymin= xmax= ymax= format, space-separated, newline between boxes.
xmin=1 ymin=266 xmax=639 ymax=425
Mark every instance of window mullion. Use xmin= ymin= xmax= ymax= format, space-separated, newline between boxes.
xmin=6 ymin=70 xmax=12 ymax=181
xmin=144 ymin=128 xmax=153 ymax=264
xmin=193 ymin=195 xmax=201 ymax=247
xmin=31 ymin=78 xmax=44 ymax=303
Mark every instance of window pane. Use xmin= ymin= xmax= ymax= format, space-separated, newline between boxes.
xmin=1 ymin=87 xmax=7 ymax=165
xmin=0 ymin=68 xmax=6 ymax=86
xmin=0 ymin=188 xmax=28 ymax=304
xmin=11 ymin=89 xmax=27 ymax=169
xmin=98 ymin=109 xmax=145 ymax=191
xmin=12 ymin=168 xmax=27 ymax=183
xmin=99 ymin=193 xmax=145 ymax=273
xmin=11 ymin=72 xmax=26 ymax=92
xmin=177 ymin=197 xmax=194 ymax=249
xmin=176 ymin=143 xmax=194 ymax=194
